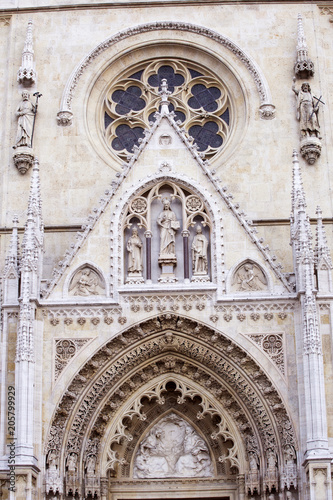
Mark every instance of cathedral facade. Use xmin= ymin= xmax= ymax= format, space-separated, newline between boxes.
xmin=0 ymin=1 xmax=333 ymax=499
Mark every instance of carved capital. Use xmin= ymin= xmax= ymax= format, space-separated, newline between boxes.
xmin=12 ymin=147 xmax=34 ymax=174
xmin=57 ymin=110 xmax=73 ymax=126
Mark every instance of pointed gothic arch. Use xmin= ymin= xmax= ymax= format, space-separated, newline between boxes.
xmin=45 ymin=314 xmax=298 ymax=498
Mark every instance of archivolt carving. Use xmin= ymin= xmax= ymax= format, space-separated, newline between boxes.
xmin=45 ymin=315 xmax=297 ymax=492
xmin=58 ymin=22 xmax=274 ymax=121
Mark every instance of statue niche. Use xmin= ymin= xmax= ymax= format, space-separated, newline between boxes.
xmin=123 ymin=181 xmax=212 ymax=284
xmin=133 ymin=413 xmax=213 ymax=479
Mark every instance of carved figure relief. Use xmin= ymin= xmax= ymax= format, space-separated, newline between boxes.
xmin=133 ymin=413 xmax=213 ymax=478
xmin=292 ymin=77 xmax=322 ymax=164
xmin=191 ymin=225 xmax=208 ymax=275
xmin=69 ymin=267 xmax=105 ymax=296
xmin=157 ymin=198 xmax=180 ymax=259
xmin=232 ymin=262 xmax=267 ymax=292
xmin=127 ymin=228 xmax=143 ymax=274
xmin=13 ymin=91 xmax=35 ymax=149
xmin=292 ymin=79 xmax=320 ymax=139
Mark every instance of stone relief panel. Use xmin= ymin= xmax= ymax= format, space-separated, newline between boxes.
xmin=231 ymin=261 xmax=268 ymax=293
xmin=55 ymin=339 xmax=92 ymax=380
xmin=68 ymin=266 xmax=105 ymax=297
xmin=247 ymin=333 xmax=285 ymax=375
xmin=133 ymin=413 xmax=213 ymax=478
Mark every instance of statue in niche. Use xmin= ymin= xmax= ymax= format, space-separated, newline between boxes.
xmin=13 ymin=91 xmax=35 ymax=149
xmin=86 ymin=455 xmax=96 ymax=475
xmin=157 ymin=198 xmax=180 ymax=258
xmin=233 ymin=263 xmax=267 ymax=292
xmin=191 ymin=225 xmax=209 ymax=275
xmin=127 ymin=228 xmax=143 ymax=274
xmin=69 ymin=267 xmax=104 ymax=296
xmin=292 ymin=78 xmax=320 ymax=138
xmin=67 ymin=453 xmax=77 ymax=472
xmin=133 ymin=413 xmax=212 ymax=479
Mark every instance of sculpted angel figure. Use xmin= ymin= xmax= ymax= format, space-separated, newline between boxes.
xmin=69 ymin=268 xmax=103 ymax=296
xmin=13 ymin=91 xmax=35 ymax=148
xmin=191 ymin=226 xmax=208 ymax=274
xmin=127 ymin=228 xmax=143 ymax=274
xmin=235 ymin=263 xmax=267 ymax=292
xmin=292 ymin=78 xmax=320 ymax=138
xmin=157 ymin=198 xmax=180 ymax=256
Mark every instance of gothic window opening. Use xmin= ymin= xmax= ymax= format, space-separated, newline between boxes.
xmin=103 ymin=60 xmax=231 ymax=160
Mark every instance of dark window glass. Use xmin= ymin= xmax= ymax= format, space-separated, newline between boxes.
xmin=129 ymin=70 xmax=144 ymax=81
xmin=188 ymin=84 xmax=221 ymax=112
xmin=148 ymin=103 xmax=185 ymax=124
xmin=189 ymin=69 xmax=203 ymax=78
xmin=189 ymin=122 xmax=223 ymax=151
xmin=220 ymin=108 xmax=230 ymax=125
xmin=148 ymin=65 xmax=185 ymax=93
xmin=104 ymin=112 xmax=113 ymax=129
xmin=112 ymin=124 xmax=145 ymax=152
xmin=112 ymin=86 xmax=146 ymax=115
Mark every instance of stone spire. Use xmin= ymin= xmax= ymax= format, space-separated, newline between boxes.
xmin=314 ymin=206 xmax=332 ymax=292
xmin=159 ymin=79 xmax=171 ymax=115
xmin=17 ymin=19 xmax=36 ymax=86
xmin=290 ymin=150 xmax=313 ymax=291
xmin=17 ymin=157 xmax=44 ymax=362
xmin=20 ymin=157 xmax=44 ymax=289
xmin=289 ymin=151 xmax=330 ymax=471
xmin=294 ymin=13 xmax=314 ymax=79
xmin=3 ymin=216 xmax=20 ymax=304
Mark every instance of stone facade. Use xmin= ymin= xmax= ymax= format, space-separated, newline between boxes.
xmin=0 ymin=1 xmax=333 ymax=499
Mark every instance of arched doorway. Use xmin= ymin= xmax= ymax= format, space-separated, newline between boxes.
xmin=45 ymin=314 xmax=298 ymax=499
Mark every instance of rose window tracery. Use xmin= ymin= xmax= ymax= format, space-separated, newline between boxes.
xmin=103 ymin=60 xmax=231 ymax=159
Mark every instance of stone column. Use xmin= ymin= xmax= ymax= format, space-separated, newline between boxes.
xmin=182 ymin=229 xmax=190 ymax=282
xmin=144 ymin=230 xmax=152 ymax=283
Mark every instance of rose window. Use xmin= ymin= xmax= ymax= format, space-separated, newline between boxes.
xmin=103 ymin=60 xmax=231 ymax=159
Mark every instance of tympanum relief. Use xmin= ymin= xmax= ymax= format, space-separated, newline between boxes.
xmin=123 ymin=182 xmax=211 ymax=284
xmin=133 ymin=413 xmax=213 ymax=478
xmin=232 ymin=262 xmax=267 ymax=292
xmin=69 ymin=267 xmax=105 ymax=296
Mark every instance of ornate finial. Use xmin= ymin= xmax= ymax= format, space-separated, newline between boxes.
xmin=5 ymin=216 xmax=19 ymax=270
xmin=294 ymin=14 xmax=314 ymax=78
xmin=17 ymin=19 xmax=36 ymax=85
xmin=159 ymin=79 xmax=171 ymax=115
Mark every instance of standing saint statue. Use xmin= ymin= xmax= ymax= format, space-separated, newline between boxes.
xmin=292 ymin=78 xmax=320 ymax=138
xmin=157 ymin=198 xmax=180 ymax=257
xmin=127 ymin=228 xmax=143 ymax=274
xmin=13 ymin=91 xmax=35 ymax=148
xmin=191 ymin=226 xmax=208 ymax=275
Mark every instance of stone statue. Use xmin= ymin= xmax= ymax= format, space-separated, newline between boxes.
xmin=13 ymin=91 xmax=35 ymax=149
xmin=133 ymin=413 xmax=212 ymax=479
xmin=233 ymin=263 xmax=267 ymax=292
xmin=191 ymin=226 xmax=208 ymax=275
xmin=86 ymin=455 xmax=96 ymax=474
xmin=127 ymin=228 xmax=143 ymax=274
xmin=292 ymin=78 xmax=320 ymax=138
xmin=69 ymin=268 xmax=103 ymax=296
xmin=157 ymin=198 xmax=180 ymax=257
xmin=67 ymin=453 xmax=77 ymax=471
